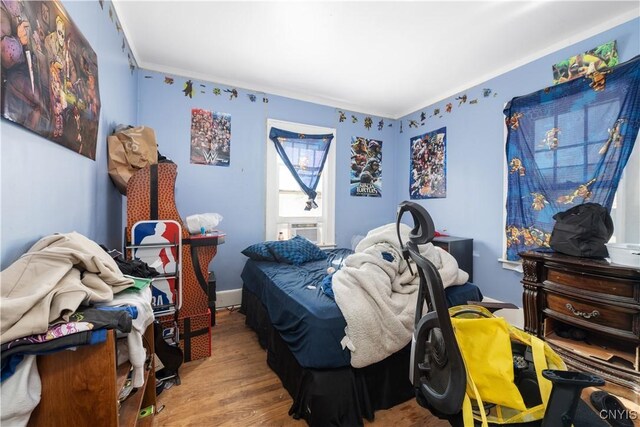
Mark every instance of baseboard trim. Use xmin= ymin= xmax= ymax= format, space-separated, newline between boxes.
xmin=216 ymin=289 xmax=243 ymax=308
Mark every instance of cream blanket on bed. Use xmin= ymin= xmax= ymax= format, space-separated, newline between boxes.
xmin=332 ymin=223 xmax=468 ymax=368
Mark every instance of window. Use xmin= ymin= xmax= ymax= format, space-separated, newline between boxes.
xmin=501 ymin=117 xmax=639 ymax=269
xmin=266 ymin=119 xmax=336 ymax=246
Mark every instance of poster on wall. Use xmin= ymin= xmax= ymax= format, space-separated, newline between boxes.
xmin=190 ymin=108 xmax=231 ymax=166
xmin=350 ymin=136 xmax=382 ymax=197
xmin=410 ymin=127 xmax=446 ymax=199
xmin=1 ymin=0 xmax=101 ymax=160
xmin=552 ymin=41 xmax=618 ymax=85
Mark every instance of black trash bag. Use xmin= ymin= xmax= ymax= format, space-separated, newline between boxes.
xmin=550 ymin=202 xmax=614 ymax=258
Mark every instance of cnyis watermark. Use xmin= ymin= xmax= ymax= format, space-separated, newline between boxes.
xmin=599 ymin=409 xmax=638 ymax=421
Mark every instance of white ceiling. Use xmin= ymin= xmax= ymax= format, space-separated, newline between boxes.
xmin=114 ymin=1 xmax=639 ymax=119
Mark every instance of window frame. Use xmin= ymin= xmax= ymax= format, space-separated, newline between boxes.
xmin=265 ymin=119 xmax=336 ymax=246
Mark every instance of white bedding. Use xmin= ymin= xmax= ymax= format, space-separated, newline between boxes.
xmin=332 ymin=223 xmax=468 ymax=368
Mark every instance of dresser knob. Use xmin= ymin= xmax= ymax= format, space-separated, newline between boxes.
xmin=565 ymin=303 xmax=599 ymax=319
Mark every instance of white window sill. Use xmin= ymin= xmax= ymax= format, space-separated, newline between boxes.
xmin=498 ymin=258 xmax=523 ymax=273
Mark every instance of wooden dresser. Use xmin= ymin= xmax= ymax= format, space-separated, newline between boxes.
xmin=520 ymin=250 xmax=639 ymax=402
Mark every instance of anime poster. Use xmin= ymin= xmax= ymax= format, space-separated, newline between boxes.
xmin=190 ymin=108 xmax=231 ymax=166
xmin=410 ymin=127 xmax=446 ymax=199
xmin=132 ymin=220 xmax=181 ymax=312
xmin=350 ymin=136 xmax=382 ymax=197
xmin=1 ymin=0 xmax=101 ymax=159
xmin=552 ymin=41 xmax=618 ymax=85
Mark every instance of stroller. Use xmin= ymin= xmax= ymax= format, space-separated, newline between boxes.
xmin=396 ymin=201 xmax=607 ymax=426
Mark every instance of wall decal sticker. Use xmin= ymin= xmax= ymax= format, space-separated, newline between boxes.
xmin=469 ymin=99 xmax=478 ymax=104
xmin=190 ymin=108 xmax=231 ymax=167
xmin=410 ymin=127 xmax=447 ymax=199
xmin=552 ymin=40 xmax=618 ymax=85
xmin=338 ymin=111 xmax=346 ymax=122
xmin=378 ymin=119 xmax=384 ymax=131
xmin=409 ymin=120 xmax=418 ymax=128
xmin=223 ymin=88 xmax=238 ymax=99
xmin=262 ymin=97 xmax=269 ymax=103
xmin=420 ymin=112 xmax=426 ymax=122
xmin=455 ymin=94 xmax=467 ymax=105
xmin=1 ymin=0 xmax=102 ymax=159
xmin=247 ymin=94 xmax=256 ymax=102
xmin=164 ymin=76 xmax=174 ymax=84
xmin=482 ymin=88 xmax=492 ymax=97
xmin=351 ymin=115 xmax=358 ymax=123
xmin=183 ymin=80 xmax=194 ymax=97
xmin=364 ymin=116 xmax=372 ymax=130
xmin=350 ymin=136 xmax=382 ymax=197
xmin=445 ymin=103 xmax=453 ymax=113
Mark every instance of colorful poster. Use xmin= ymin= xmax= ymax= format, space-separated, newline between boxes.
xmin=410 ymin=127 xmax=446 ymax=199
xmin=350 ymin=136 xmax=382 ymax=197
xmin=1 ymin=0 xmax=101 ymax=159
xmin=552 ymin=41 xmax=618 ymax=85
xmin=190 ymin=108 xmax=231 ymax=166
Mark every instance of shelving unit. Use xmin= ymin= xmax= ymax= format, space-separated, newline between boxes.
xmin=29 ymin=326 xmax=156 ymax=426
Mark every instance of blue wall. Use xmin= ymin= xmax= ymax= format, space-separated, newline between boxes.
xmin=1 ymin=1 xmax=138 ymax=268
xmin=396 ymin=18 xmax=640 ymax=304
xmin=137 ymin=73 xmax=397 ymax=291
xmin=2 ymin=4 xmax=636 ymax=306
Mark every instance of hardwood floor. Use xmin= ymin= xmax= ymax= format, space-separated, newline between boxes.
xmin=153 ymin=308 xmax=448 ymax=426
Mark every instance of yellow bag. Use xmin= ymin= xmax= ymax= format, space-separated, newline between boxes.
xmin=449 ymin=305 xmax=566 ymax=426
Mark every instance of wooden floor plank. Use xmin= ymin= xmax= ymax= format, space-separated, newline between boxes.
xmin=153 ymin=309 xmax=447 ymax=426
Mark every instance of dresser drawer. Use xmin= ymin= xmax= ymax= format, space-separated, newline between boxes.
xmin=544 ymin=292 xmax=639 ymax=341
xmin=546 ymin=267 xmax=636 ymax=300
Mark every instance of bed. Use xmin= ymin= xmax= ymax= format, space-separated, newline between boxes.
xmin=240 ymin=247 xmax=483 ymax=426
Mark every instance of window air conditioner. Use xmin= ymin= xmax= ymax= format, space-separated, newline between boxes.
xmin=290 ymin=223 xmax=320 ymax=243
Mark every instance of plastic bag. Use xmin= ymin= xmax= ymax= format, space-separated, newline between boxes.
xmin=185 ymin=213 xmax=223 ymax=234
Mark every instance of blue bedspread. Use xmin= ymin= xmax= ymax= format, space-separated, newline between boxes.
xmin=241 ymin=248 xmax=483 ymax=369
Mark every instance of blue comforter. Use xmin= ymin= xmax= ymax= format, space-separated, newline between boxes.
xmin=241 ymin=248 xmax=482 ymax=369
xmin=241 ymin=248 xmax=353 ymax=368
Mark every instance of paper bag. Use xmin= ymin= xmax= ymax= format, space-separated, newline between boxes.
xmin=107 ymin=126 xmax=158 ymax=194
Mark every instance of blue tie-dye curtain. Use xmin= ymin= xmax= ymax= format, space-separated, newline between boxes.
xmin=269 ymin=127 xmax=334 ymax=210
xmin=504 ymin=55 xmax=640 ymax=261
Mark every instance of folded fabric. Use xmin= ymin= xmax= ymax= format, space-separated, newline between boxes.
xmin=2 ymin=307 xmax=132 ymax=361
xmin=1 ymin=330 xmax=107 ymax=381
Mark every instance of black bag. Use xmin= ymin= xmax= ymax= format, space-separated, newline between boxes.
xmin=550 ymin=203 xmax=614 ymax=258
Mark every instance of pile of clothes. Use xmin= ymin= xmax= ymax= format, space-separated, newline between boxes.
xmin=0 ymin=232 xmax=155 ymax=426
